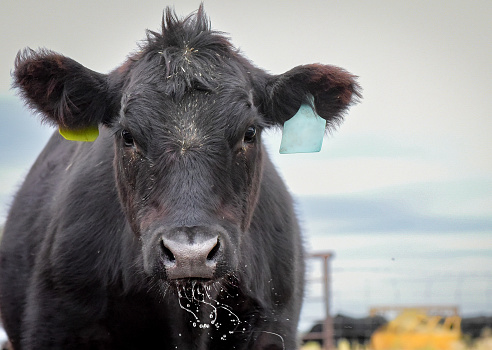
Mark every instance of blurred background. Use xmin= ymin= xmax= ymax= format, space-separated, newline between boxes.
xmin=1 ymin=0 xmax=491 ymax=348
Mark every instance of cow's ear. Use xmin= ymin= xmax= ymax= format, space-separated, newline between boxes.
xmin=256 ymin=64 xmax=361 ymax=128
xmin=13 ymin=48 xmax=114 ymax=132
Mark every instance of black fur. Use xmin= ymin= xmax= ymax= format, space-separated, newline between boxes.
xmin=1 ymin=6 xmax=360 ymax=350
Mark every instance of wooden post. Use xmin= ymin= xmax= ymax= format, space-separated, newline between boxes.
xmin=311 ymin=252 xmax=334 ymax=350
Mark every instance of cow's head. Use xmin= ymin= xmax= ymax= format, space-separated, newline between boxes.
xmin=13 ymin=7 xmax=360 ymax=289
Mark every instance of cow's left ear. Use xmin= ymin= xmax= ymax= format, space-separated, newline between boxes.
xmin=13 ymin=48 xmax=116 ymax=137
xmin=255 ymin=64 xmax=361 ymax=128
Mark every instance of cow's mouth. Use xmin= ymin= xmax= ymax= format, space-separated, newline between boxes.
xmin=163 ymin=272 xmax=239 ymax=298
xmin=172 ymin=278 xmax=214 ymax=290
xmin=175 ymin=277 xmax=212 ymax=283
xmin=172 ymin=273 xmax=236 ymax=290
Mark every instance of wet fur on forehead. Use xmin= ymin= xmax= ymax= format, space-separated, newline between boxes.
xmin=120 ymin=89 xmax=260 ymax=156
xmin=118 ymin=5 xmax=261 ymax=152
xmin=130 ymin=5 xmax=244 ymax=102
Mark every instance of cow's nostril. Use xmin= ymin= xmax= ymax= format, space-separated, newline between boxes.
xmin=207 ymin=238 xmax=220 ymax=261
xmin=161 ymin=239 xmax=175 ymax=262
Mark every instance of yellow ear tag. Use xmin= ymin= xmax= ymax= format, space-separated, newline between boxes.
xmin=59 ymin=125 xmax=99 ymax=142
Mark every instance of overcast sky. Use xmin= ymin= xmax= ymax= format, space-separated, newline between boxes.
xmin=1 ymin=0 xmax=491 ymax=321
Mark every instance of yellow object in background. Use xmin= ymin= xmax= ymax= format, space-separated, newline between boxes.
xmin=370 ymin=309 xmax=462 ymax=350
xmin=301 ymin=341 xmax=322 ymax=350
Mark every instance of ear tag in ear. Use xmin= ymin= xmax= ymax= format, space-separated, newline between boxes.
xmin=59 ymin=125 xmax=99 ymax=142
xmin=279 ymin=103 xmax=326 ymax=154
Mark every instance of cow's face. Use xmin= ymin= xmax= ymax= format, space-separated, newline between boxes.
xmin=112 ymin=57 xmax=264 ymax=282
xmin=13 ymin=11 xmax=360 ymax=289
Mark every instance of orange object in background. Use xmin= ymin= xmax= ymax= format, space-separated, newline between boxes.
xmin=370 ymin=309 xmax=462 ymax=350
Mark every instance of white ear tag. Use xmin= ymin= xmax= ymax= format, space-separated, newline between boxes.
xmin=279 ymin=102 xmax=327 ymax=154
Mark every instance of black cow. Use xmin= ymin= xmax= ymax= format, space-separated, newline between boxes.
xmin=0 ymin=7 xmax=360 ymax=350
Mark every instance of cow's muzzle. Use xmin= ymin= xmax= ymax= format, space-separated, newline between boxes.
xmin=160 ymin=226 xmax=222 ymax=280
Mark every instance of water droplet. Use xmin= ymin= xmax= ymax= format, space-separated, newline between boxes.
xmin=193 ymin=322 xmax=196 ymax=327
xmin=178 ymin=333 xmax=182 ymax=337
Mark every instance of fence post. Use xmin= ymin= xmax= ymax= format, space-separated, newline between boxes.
xmin=310 ymin=252 xmax=335 ymax=350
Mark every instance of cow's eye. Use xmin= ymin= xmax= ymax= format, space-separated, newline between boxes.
xmin=121 ymin=130 xmax=135 ymax=147
xmin=243 ymin=126 xmax=256 ymax=143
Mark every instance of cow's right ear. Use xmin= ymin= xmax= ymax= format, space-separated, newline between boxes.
xmin=254 ymin=64 xmax=362 ymax=129
xmin=13 ymin=48 xmax=115 ymax=133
